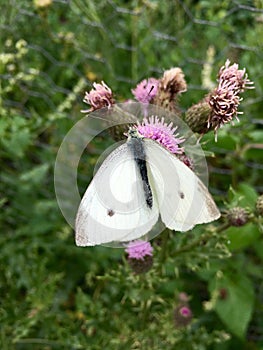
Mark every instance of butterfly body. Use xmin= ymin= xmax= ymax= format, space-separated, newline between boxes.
xmin=127 ymin=130 xmax=153 ymax=209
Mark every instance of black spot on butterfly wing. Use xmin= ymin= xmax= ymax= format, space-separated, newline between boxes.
xmin=179 ymin=192 xmax=185 ymax=199
xmin=107 ymin=209 xmax=115 ymax=217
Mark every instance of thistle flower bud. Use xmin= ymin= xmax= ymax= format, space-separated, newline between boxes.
xmin=125 ymin=240 xmax=153 ymax=274
xmin=161 ymin=68 xmax=187 ymax=95
xmin=184 ymin=100 xmax=212 ymax=134
xmin=226 ymin=207 xmax=249 ymax=227
xmin=127 ymin=254 xmax=153 ymax=274
xmin=153 ymin=67 xmax=187 ymax=113
xmin=174 ymin=305 xmax=193 ymax=328
xmin=256 ymin=195 xmax=263 ymax=216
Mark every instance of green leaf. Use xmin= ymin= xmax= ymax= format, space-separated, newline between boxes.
xmin=248 ymin=130 xmax=263 ymax=142
xmin=210 ymin=273 xmax=255 ymax=339
xmin=228 ymin=183 xmax=258 ymax=209
xmin=225 ymin=223 xmax=260 ymax=250
xmin=201 ymin=132 xmax=237 ymax=151
xmin=237 ymin=183 xmax=258 ymax=208
xmin=2 ymin=128 xmax=31 ymax=158
xmin=215 ymin=133 xmax=237 ymax=150
xmin=253 ymin=241 xmax=263 ymax=261
xmin=20 ymin=163 xmax=49 ymax=185
xmin=243 ymin=148 xmax=263 ymax=161
xmin=202 ymin=150 xmax=215 ymax=157
xmin=0 ymin=118 xmax=9 ymax=138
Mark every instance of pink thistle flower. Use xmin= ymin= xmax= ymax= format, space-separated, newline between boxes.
xmin=131 ymin=78 xmax=159 ymax=104
xmin=218 ymin=59 xmax=254 ymax=92
xmin=126 ymin=241 xmax=153 ymax=274
xmin=174 ymin=292 xmax=193 ymax=327
xmin=179 ymin=306 xmax=192 ymax=318
xmin=207 ymin=59 xmax=254 ymax=141
xmin=81 ymin=81 xmax=114 ymax=113
xmin=136 ymin=116 xmax=184 ymax=154
xmin=207 ymin=85 xmax=241 ymax=136
xmin=174 ymin=304 xmax=193 ymax=328
xmin=125 ymin=240 xmax=153 ymax=260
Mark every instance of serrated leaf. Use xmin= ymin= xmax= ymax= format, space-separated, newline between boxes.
xmin=210 ymin=273 xmax=255 ymax=339
xmin=237 ymin=183 xmax=258 ymax=208
xmin=228 ymin=183 xmax=258 ymax=209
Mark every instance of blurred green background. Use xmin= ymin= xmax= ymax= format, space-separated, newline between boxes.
xmin=1 ymin=1 xmax=263 ymax=349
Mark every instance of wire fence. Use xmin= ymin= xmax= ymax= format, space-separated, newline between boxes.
xmin=1 ymin=0 xmax=263 ymax=345
xmin=1 ymin=1 xmax=262 ymax=105
xmin=1 ymin=0 xmax=262 ymax=195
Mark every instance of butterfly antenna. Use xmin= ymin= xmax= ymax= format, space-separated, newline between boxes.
xmin=148 ymin=85 xmax=154 ymax=96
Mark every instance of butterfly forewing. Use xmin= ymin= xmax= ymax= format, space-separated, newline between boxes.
xmin=75 ymin=143 xmax=159 ymax=246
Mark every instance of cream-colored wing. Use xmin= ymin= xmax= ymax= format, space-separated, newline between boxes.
xmin=75 ymin=143 xmax=159 ymax=246
xmin=145 ymin=139 xmax=220 ymax=232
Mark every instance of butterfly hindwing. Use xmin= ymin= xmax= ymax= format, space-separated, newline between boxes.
xmin=144 ymin=139 xmax=220 ymax=231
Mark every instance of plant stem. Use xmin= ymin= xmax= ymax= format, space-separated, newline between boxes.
xmin=216 ymin=222 xmax=231 ymax=233
xmin=172 ymin=235 xmax=208 ymax=255
xmin=131 ymin=1 xmax=139 ymax=82
xmin=159 ymin=229 xmax=170 ymax=264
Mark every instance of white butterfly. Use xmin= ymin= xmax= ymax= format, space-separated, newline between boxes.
xmin=75 ymin=128 xmax=220 ymax=246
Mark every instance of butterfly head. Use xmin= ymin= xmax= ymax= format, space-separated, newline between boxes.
xmin=126 ymin=127 xmax=144 ymax=140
